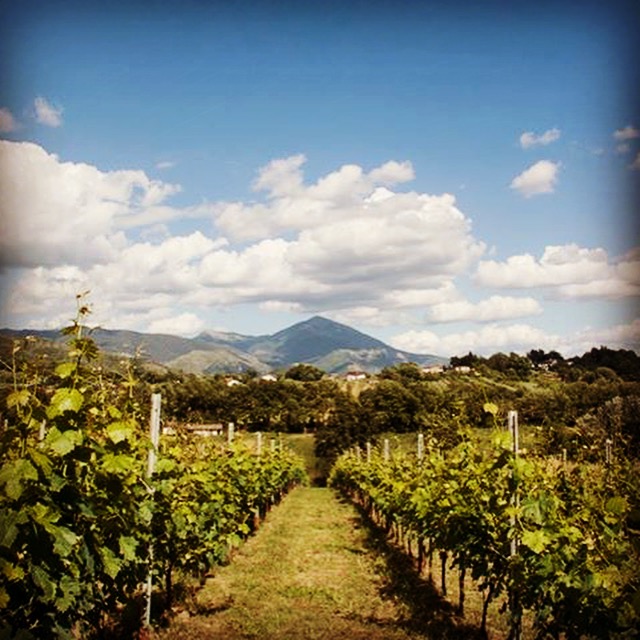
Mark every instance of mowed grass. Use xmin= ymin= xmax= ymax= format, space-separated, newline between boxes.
xmin=151 ymin=487 xmax=479 ymax=640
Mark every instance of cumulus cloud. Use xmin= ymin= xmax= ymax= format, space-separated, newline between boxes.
xmin=510 ymin=160 xmax=560 ymax=197
xmin=214 ymin=155 xmax=420 ymax=241
xmin=147 ymin=312 xmax=205 ymax=336
xmin=613 ymin=125 xmax=640 ymax=142
xmin=519 ymin=128 xmax=561 ymax=149
xmin=427 ymin=295 xmax=543 ymax=323
xmin=569 ymin=319 xmax=640 ymax=354
xmin=0 ymin=143 xmax=487 ymax=333
xmin=34 ymin=97 xmax=63 ymax=127
xmin=390 ymin=318 xmax=640 ymax=358
xmin=391 ymin=323 xmax=557 ymax=357
xmin=0 ymin=107 xmax=17 ymax=132
xmin=475 ymin=244 xmax=640 ymax=299
xmin=0 ymin=140 xmax=182 ymax=267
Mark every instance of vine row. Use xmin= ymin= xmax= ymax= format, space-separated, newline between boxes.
xmin=329 ymin=431 xmax=640 ymax=638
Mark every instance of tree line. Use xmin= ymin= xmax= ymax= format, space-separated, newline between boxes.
xmin=3 ymin=335 xmax=639 ymax=469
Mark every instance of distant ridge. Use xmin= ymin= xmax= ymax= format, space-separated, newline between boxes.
xmin=0 ymin=316 xmax=446 ymax=375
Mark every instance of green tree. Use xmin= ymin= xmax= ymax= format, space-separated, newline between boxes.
xmin=359 ymin=379 xmax=421 ymax=434
xmin=284 ymin=363 xmax=325 ymax=382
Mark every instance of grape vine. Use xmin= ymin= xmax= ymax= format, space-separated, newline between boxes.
xmin=0 ymin=299 xmax=306 ymax=638
xmin=329 ymin=431 xmax=640 ymax=638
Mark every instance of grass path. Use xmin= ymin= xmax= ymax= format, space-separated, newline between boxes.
xmin=151 ymin=487 xmax=480 ymax=640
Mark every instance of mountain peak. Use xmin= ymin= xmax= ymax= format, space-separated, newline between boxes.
xmin=265 ymin=315 xmax=387 ymax=364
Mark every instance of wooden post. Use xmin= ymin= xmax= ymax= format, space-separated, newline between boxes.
xmin=227 ymin=422 xmax=235 ymax=445
xmin=366 ymin=441 xmax=371 ymax=463
xmin=383 ymin=438 xmax=390 ymax=462
xmin=144 ymin=393 xmax=162 ymax=628
xmin=417 ymin=433 xmax=424 ymax=461
xmin=270 ymin=438 xmax=276 ymax=453
xmin=256 ymin=431 xmax=262 ymax=456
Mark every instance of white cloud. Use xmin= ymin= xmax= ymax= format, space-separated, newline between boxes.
xmin=391 ymin=323 xmax=556 ymax=357
xmin=613 ymin=125 xmax=640 ymax=142
xmin=569 ymin=319 xmax=640 ymax=354
xmin=428 ymin=295 xmax=543 ymax=323
xmin=510 ymin=160 xmax=560 ymax=197
xmin=147 ymin=313 xmax=205 ymax=336
xmin=0 ymin=145 xmax=489 ymax=334
xmin=0 ymin=108 xmax=17 ymax=132
xmin=155 ymin=160 xmax=175 ymax=170
xmin=0 ymin=140 xmax=182 ymax=267
xmin=475 ymin=244 xmax=640 ymax=299
xmin=390 ymin=318 xmax=640 ymax=358
xmin=519 ymin=128 xmax=561 ymax=149
xmin=213 ymin=155 xmax=422 ymax=241
xmin=34 ymin=97 xmax=63 ymax=127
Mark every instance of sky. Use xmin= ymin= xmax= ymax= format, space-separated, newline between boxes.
xmin=0 ymin=0 xmax=639 ymax=357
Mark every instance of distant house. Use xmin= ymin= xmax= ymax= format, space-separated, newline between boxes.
xmin=345 ymin=370 xmax=367 ymax=381
xmin=226 ymin=378 xmax=242 ymax=387
xmin=260 ymin=373 xmax=278 ymax=382
xmin=186 ymin=423 xmax=224 ymax=437
xmin=452 ymin=365 xmax=472 ymax=374
xmin=422 ymin=364 xmax=444 ymax=375
xmin=162 ymin=422 xmax=224 ymax=437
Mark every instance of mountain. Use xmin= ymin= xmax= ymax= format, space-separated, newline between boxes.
xmin=244 ymin=316 xmax=389 ymax=367
xmin=0 ymin=316 xmax=446 ymax=375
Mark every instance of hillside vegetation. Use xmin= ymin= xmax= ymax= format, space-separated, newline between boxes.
xmin=4 ymin=330 xmax=638 ymax=478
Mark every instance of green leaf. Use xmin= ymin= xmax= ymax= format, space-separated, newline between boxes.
xmin=119 ymin=535 xmax=138 ymax=562
xmin=29 ymin=502 xmax=60 ymax=527
xmin=107 ymin=406 xmax=122 ymax=420
xmin=56 ymin=575 xmax=81 ymax=613
xmin=45 ymin=428 xmax=83 ymax=457
xmin=155 ymin=458 xmax=177 ymax=474
xmin=52 ymin=526 xmax=78 ymax=557
xmin=483 ymin=402 xmax=498 ymax=416
xmin=27 ymin=447 xmax=53 ymax=476
xmin=54 ymin=362 xmax=76 ymax=380
xmin=6 ymin=389 xmax=30 ymax=409
xmin=106 ymin=421 xmax=133 ymax=444
xmin=46 ymin=388 xmax=84 ymax=419
xmin=100 ymin=547 xmax=122 ymax=579
xmin=0 ymin=557 xmax=24 ymax=581
xmin=0 ymin=510 xmax=27 ymax=548
xmin=0 ymin=459 xmax=38 ymax=500
xmin=605 ymin=496 xmax=628 ymax=516
xmin=32 ymin=565 xmax=57 ymax=602
xmin=521 ymin=529 xmax=550 ymax=554
xmin=101 ymin=453 xmax=135 ymax=475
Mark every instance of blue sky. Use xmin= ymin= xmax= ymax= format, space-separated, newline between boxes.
xmin=0 ymin=0 xmax=639 ymax=356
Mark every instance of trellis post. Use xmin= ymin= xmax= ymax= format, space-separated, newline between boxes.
xmin=507 ymin=409 xmax=521 ymax=640
xmin=144 ymin=393 xmax=162 ymax=628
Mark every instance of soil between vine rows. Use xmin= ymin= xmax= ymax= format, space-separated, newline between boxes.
xmin=151 ymin=486 xmax=491 ymax=640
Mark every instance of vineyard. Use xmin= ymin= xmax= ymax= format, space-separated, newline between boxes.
xmin=329 ymin=430 xmax=640 ymax=638
xmin=1 ymin=301 xmax=640 ymax=638
xmin=0 ymin=306 xmax=306 ymax=639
